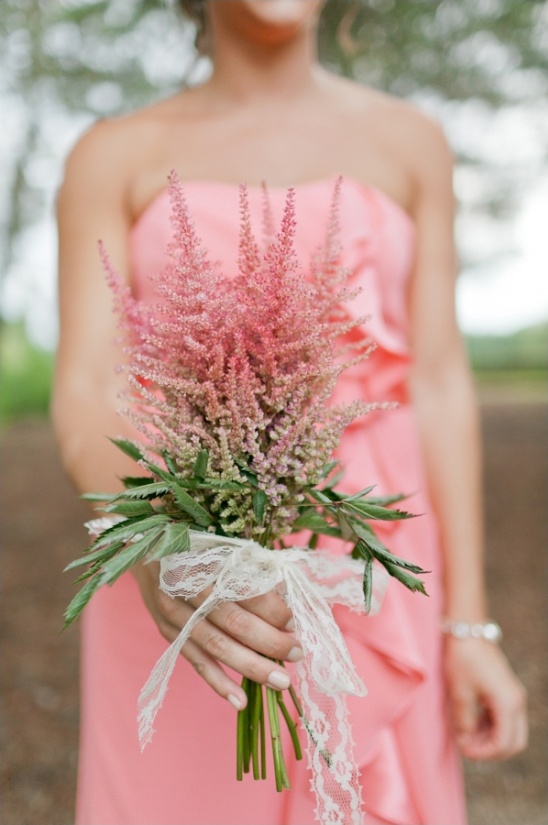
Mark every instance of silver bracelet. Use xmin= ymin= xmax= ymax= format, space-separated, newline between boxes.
xmin=441 ymin=618 xmax=502 ymax=643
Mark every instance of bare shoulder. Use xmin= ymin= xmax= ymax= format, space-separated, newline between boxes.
xmin=367 ymin=89 xmax=454 ymax=201
xmin=320 ymin=74 xmax=453 ymax=214
xmin=58 ymin=94 xmax=184 ymax=215
xmin=58 ymin=118 xmax=132 ymax=219
xmin=337 ymin=79 xmax=453 ymax=200
xmin=385 ymin=96 xmax=454 ymax=186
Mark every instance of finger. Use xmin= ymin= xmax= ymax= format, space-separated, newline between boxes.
xmin=508 ymin=681 xmax=528 ymax=756
xmin=149 ymin=595 xmax=256 ymax=710
xmin=460 ymin=689 xmax=526 ymax=761
xmin=515 ymin=703 xmax=529 ymax=754
xmin=181 ymin=637 xmax=248 ymax=710
xmin=486 ymin=698 xmax=513 ymax=756
xmin=186 ymin=586 xmax=293 ymax=630
xmin=153 ymin=590 xmax=198 ymax=642
xmin=207 ymin=601 xmax=302 ymax=663
xmin=153 ymin=592 xmax=295 ymax=689
xmin=450 ymin=686 xmax=478 ymax=741
xmin=240 ymin=589 xmax=294 ymax=630
xmin=489 ymin=682 xmax=528 ymax=759
xmin=189 ymin=615 xmax=293 ymax=691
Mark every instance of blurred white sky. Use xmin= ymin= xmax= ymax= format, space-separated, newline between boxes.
xmin=457 ymin=174 xmax=548 ymax=335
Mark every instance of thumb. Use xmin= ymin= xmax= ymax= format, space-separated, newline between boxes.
xmin=451 ymin=688 xmax=478 ymax=741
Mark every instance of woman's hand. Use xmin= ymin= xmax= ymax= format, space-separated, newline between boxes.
xmin=132 ymin=562 xmax=302 ymax=710
xmin=444 ymin=637 xmax=528 ymax=760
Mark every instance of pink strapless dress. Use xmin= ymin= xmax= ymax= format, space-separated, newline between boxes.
xmin=75 ymin=178 xmax=467 ymax=825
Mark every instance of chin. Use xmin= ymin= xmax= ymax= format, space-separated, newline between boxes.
xmin=211 ymin=0 xmax=325 ymax=42
xmin=241 ymin=0 xmax=323 ymax=24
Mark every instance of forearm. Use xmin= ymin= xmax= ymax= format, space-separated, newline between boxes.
xmin=51 ymin=381 xmax=141 ymax=498
xmin=409 ymin=357 xmax=488 ymax=622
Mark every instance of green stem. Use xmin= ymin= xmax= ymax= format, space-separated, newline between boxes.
xmin=251 ymin=680 xmax=261 ymax=780
xmin=242 ymin=679 xmax=251 ymax=773
xmin=236 ymin=677 xmax=253 ymax=779
xmin=277 ymin=692 xmax=303 ymax=761
xmin=236 ymin=668 xmax=303 ymax=789
xmin=259 ymin=684 xmax=267 ymax=780
xmin=236 ymin=688 xmax=246 ymax=781
xmin=288 ymin=683 xmax=304 ymax=718
xmin=266 ymin=686 xmax=290 ymax=791
xmin=288 ymin=682 xmax=331 ymax=768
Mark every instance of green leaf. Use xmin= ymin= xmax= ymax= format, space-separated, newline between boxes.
xmin=199 ymin=479 xmax=245 ymax=492
xmin=97 ymin=531 xmax=163 ymax=583
xmin=351 ymin=523 xmax=427 ymax=574
xmin=348 ymin=517 xmax=403 ymax=556
xmin=109 ymin=437 xmax=145 ymax=462
xmin=193 ymin=449 xmax=209 ymax=479
xmin=378 ymin=559 xmax=428 ymax=596
xmin=106 ymin=500 xmax=155 ymax=517
xmin=120 ymin=475 xmax=155 ymax=488
xmin=111 ymin=481 xmax=171 ymax=501
xmin=343 ymin=516 xmax=376 ymax=540
xmin=352 ymin=536 xmax=428 ymax=596
xmin=344 ymin=500 xmax=415 ymax=521
xmin=368 ymin=543 xmax=427 ymax=575
xmin=80 ymin=492 xmax=118 ymax=502
xmin=162 ymin=451 xmax=180 ymax=475
xmin=88 ymin=514 xmax=171 ymax=552
xmin=235 ymin=459 xmax=259 ymax=487
xmin=164 ymin=477 xmax=244 ymax=493
xmin=252 ymin=489 xmax=268 ymax=526
xmin=64 ymin=540 xmax=126 ymax=573
xmin=292 ymin=510 xmax=342 ymax=537
xmin=146 ymin=522 xmax=190 ymax=560
xmin=336 ymin=485 xmax=377 ymax=502
xmin=360 ymin=546 xmax=373 ymax=614
xmin=240 ymin=469 xmax=259 ymax=487
xmin=360 ymin=493 xmax=408 ymax=506
xmin=64 ymin=574 xmax=103 ymax=627
xmin=332 ymin=510 xmax=356 ymax=541
xmin=319 ymin=460 xmax=340 ymax=479
xmin=308 ymin=488 xmax=332 ymax=505
xmin=142 ymin=459 xmax=176 ymax=483
xmin=170 ymin=485 xmax=213 ymax=527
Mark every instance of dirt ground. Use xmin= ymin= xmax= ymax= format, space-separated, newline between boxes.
xmin=1 ymin=403 xmax=546 ymax=825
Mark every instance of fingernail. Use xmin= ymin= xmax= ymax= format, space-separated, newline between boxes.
xmin=267 ymin=670 xmax=291 ymax=690
xmin=285 ymin=618 xmax=296 ymax=631
xmin=228 ymin=694 xmax=243 ymax=710
xmin=287 ymin=646 xmax=303 ymax=662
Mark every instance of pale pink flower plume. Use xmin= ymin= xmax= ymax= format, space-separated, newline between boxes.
xmin=102 ymin=171 xmax=379 ymax=540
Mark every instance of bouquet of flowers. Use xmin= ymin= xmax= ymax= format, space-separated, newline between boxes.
xmin=64 ymin=173 xmax=427 ymax=824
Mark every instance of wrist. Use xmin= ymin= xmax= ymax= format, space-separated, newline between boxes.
xmin=443 ymin=589 xmax=488 ymax=626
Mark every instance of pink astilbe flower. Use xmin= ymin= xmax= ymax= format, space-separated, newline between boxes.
xmin=105 ymin=171 xmax=379 ymax=540
xmin=64 ymin=174 xmax=427 ymax=812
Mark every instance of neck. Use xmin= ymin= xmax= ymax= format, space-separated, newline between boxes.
xmin=203 ymin=12 xmax=322 ymax=106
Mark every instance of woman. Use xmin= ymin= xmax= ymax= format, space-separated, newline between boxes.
xmin=52 ymin=3 xmax=527 ymax=824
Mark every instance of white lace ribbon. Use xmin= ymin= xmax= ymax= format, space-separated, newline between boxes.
xmin=134 ymin=531 xmax=388 ymax=825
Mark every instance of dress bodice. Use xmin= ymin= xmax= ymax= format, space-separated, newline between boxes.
xmin=129 ymin=176 xmax=416 ymax=405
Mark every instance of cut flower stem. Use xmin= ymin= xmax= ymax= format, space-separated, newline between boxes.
xmin=237 ymin=665 xmax=304 ymax=791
